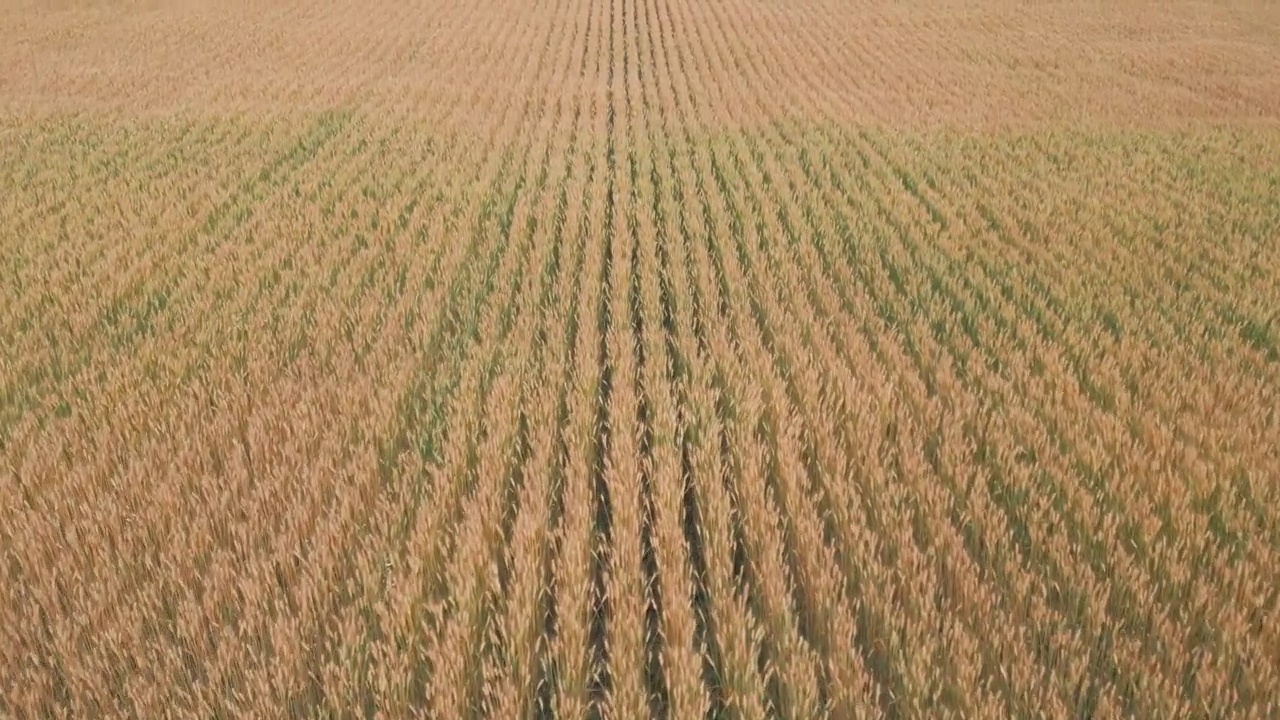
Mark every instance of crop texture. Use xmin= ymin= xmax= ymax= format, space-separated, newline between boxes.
xmin=3 ymin=0 xmax=1280 ymax=717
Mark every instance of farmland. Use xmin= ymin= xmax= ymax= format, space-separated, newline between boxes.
xmin=3 ymin=0 xmax=1280 ymax=716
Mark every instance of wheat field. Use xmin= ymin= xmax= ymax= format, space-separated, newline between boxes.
xmin=3 ymin=0 xmax=1280 ymax=717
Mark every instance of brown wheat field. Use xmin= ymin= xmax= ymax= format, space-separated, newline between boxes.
xmin=3 ymin=0 xmax=1280 ymax=717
